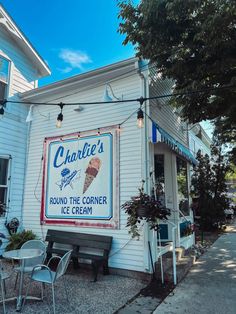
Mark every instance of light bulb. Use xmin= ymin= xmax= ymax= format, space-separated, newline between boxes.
xmin=56 ymin=112 xmax=63 ymax=128
xmin=137 ymin=108 xmax=144 ymax=128
xmin=137 ymin=118 xmax=144 ymax=128
xmin=56 ymin=119 xmax=62 ymax=128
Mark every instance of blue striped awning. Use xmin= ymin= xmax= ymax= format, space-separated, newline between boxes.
xmin=152 ymin=122 xmax=197 ymax=165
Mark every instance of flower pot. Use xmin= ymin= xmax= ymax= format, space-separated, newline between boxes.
xmin=137 ymin=207 xmax=147 ymax=217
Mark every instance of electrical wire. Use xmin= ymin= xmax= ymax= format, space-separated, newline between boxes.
xmin=3 ymin=84 xmax=235 ymax=107
xmin=46 ymin=60 xmax=152 ymax=103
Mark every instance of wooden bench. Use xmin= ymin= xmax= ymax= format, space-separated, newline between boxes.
xmin=45 ymin=229 xmax=113 ymax=282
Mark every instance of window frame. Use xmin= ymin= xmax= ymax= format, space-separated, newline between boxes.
xmin=0 ymin=156 xmax=11 ymax=217
xmin=0 ymin=54 xmax=11 ymax=101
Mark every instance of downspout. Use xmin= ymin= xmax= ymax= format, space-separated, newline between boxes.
xmin=137 ymin=61 xmax=151 ymax=272
xmin=20 ymin=105 xmax=33 ymax=230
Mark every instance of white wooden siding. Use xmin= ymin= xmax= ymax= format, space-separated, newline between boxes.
xmin=22 ymin=75 xmax=148 ymax=272
xmin=189 ymin=131 xmax=211 ymax=156
xmin=0 ymin=25 xmax=39 ymax=252
xmin=149 ymin=69 xmax=188 ymax=145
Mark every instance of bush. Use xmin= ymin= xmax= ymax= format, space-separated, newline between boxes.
xmin=5 ymin=230 xmax=37 ymax=251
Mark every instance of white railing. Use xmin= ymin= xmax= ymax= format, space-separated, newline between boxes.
xmin=157 ymin=219 xmax=177 ymax=285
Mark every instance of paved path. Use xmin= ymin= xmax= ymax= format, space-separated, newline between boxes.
xmin=154 ymin=223 xmax=236 ymax=314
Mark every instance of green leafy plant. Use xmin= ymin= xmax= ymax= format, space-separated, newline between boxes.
xmin=122 ymin=183 xmax=170 ymax=239
xmin=5 ymin=230 xmax=37 ymax=251
xmin=180 ymin=221 xmax=194 ymax=237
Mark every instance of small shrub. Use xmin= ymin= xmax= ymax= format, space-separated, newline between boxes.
xmin=5 ymin=230 xmax=37 ymax=251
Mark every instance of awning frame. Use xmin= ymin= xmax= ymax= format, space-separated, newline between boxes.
xmin=152 ymin=122 xmax=197 ymax=165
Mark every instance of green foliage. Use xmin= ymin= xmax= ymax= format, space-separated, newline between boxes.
xmin=122 ymin=183 xmax=170 ymax=239
xmin=226 ymin=163 xmax=236 ymax=181
xmin=180 ymin=221 xmax=194 ymax=237
xmin=118 ymin=0 xmax=236 ymax=160
xmin=191 ymin=139 xmax=230 ymax=230
xmin=5 ymin=230 xmax=37 ymax=251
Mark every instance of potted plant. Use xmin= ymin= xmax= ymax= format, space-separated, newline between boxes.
xmin=5 ymin=229 xmax=36 ymax=251
xmin=122 ymin=182 xmax=170 ymax=239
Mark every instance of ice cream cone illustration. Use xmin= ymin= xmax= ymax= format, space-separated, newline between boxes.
xmin=83 ymin=157 xmax=101 ymax=193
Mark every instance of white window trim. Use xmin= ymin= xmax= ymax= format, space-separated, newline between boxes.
xmin=0 ymin=155 xmax=11 ymax=217
xmin=0 ymin=52 xmax=12 ymax=100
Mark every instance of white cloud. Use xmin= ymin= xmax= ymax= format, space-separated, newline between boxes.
xmin=57 ymin=66 xmax=73 ymax=74
xmin=59 ymin=49 xmax=92 ymax=71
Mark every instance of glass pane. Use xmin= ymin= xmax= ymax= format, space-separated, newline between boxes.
xmin=0 ymin=187 xmax=7 ymax=216
xmin=176 ymin=157 xmax=189 ymax=216
xmin=0 ymin=81 xmax=6 ymax=100
xmin=0 ymin=56 xmax=10 ymax=84
xmin=154 ymin=154 xmax=165 ymax=207
xmin=0 ymin=158 xmax=8 ymax=185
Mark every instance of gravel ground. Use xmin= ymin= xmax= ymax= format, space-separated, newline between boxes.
xmin=1 ymin=261 xmax=145 ymax=314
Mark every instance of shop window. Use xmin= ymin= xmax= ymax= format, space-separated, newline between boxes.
xmin=0 ymin=56 xmax=10 ymax=100
xmin=154 ymin=154 xmax=165 ymax=207
xmin=176 ymin=156 xmax=189 ymax=216
xmin=0 ymin=157 xmax=10 ymax=216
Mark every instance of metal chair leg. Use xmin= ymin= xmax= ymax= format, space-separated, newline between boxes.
xmin=22 ymin=279 xmax=31 ymax=311
xmin=51 ymin=284 xmax=56 ymax=314
xmin=41 ymin=282 xmax=44 ymax=300
xmin=63 ymin=278 xmax=69 ymax=304
xmin=3 ymin=279 xmax=6 ymax=296
xmin=1 ymin=278 xmax=6 ymax=314
xmin=14 ymin=272 xmax=18 ymax=290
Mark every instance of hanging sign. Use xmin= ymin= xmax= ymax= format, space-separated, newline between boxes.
xmin=41 ymin=128 xmax=119 ymax=229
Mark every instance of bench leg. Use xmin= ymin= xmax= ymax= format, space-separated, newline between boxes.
xmin=46 ymin=253 xmax=52 ymax=264
xmin=91 ymin=261 xmax=99 ymax=282
xmin=72 ymin=257 xmax=79 ymax=269
xmin=103 ymin=260 xmax=110 ymax=275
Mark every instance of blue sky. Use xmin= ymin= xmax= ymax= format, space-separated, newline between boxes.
xmin=1 ymin=0 xmax=135 ymax=86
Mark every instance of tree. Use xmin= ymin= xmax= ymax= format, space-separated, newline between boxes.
xmin=191 ymin=138 xmax=230 ymax=230
xmin=118 ymin=0 xmax=236 ymax=161
xmin=191 ymin=151 xmax=215 ymax=230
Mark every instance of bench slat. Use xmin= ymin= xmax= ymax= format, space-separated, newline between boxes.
xmin=46 ymin=229 xmax=112 ymax=244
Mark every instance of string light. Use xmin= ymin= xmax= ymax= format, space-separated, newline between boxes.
xmin=78 ymin=132 xmax=81 ymax=138
xmin=56 ymin=103 xmax=64 ymax=128
xmin=97 ymin=128 xmax=101 ymax=136
xmin=137 ymin=108 xmax=144 ymax=128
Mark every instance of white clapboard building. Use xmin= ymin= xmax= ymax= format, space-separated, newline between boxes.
xmin=0 ymin=5 xmax=50 ymax=251
xmin=189 ymin=124 xmax=212 ymax=157
xmin=0 ymin=4 xmax=205 ymax=277
xmin=20 ymin=58 xmax=198 ymax=276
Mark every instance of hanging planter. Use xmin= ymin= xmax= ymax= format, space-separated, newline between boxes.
xmin=122 ymin=181 xmax=171 ymax=239
xmin=136 ymin=206 xmax=148 ymax=218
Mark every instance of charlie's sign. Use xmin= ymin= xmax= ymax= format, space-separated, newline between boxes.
xmin=41 ymin=129 xmax=119 ymax=228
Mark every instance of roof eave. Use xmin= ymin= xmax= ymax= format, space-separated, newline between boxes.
xmin=21 ymin=57 xmax=139 ymax=100
xmin=0 ymin=5 xmax=51 ymax=78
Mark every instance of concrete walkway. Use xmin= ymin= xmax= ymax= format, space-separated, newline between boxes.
xmin=154 ymin=223 xmax=236 ymax=314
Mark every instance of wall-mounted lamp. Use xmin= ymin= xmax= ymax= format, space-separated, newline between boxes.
xmin=26 ymin=105 xmax=34 ymax=122
xmin=56 ymin=103 xmax=64 ymax=128
xmin=102 ymin=83 xmax=122 ymax=102
xmin=73 ymin=105 xmax=84 ymax=112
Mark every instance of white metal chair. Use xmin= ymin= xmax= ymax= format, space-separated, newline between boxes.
xmin=14 ymin=240 xmax=46 ymax=288
xmin=0 ymin=259 xmax=11 ymax=314
xmin=23 ymin=250 xmax=72 ymax=314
